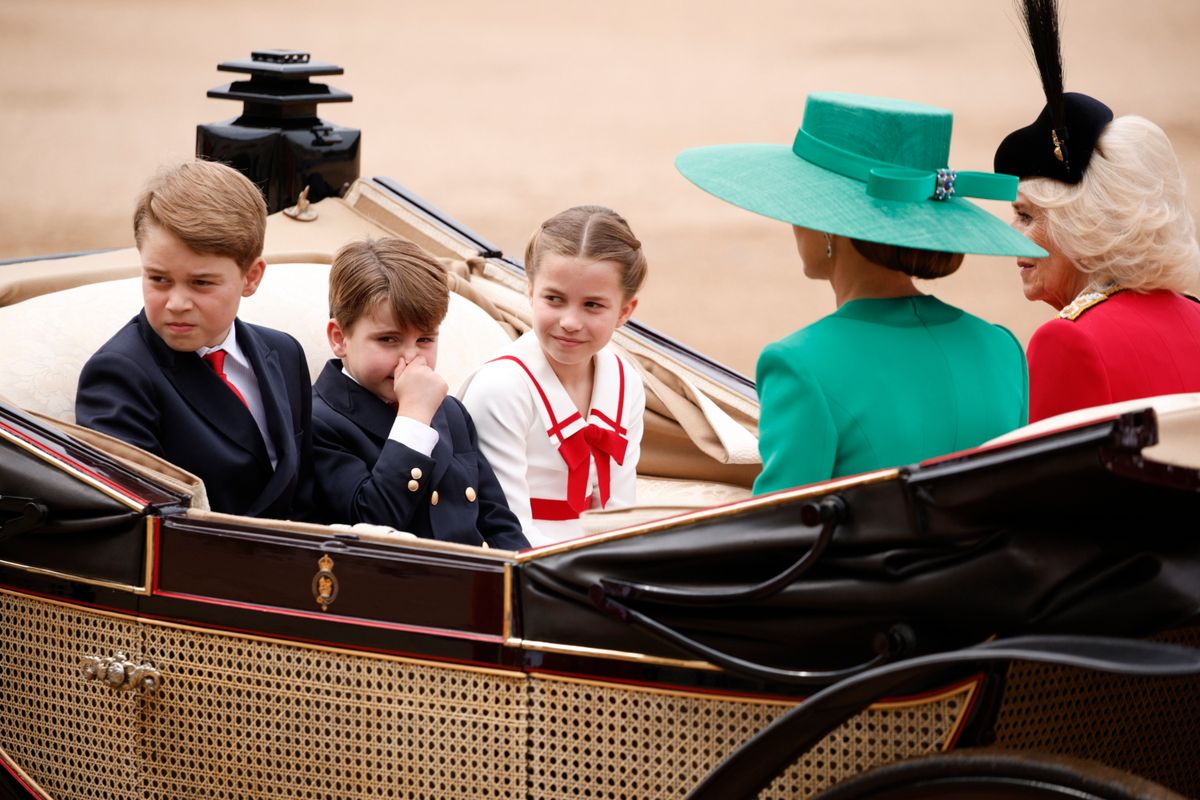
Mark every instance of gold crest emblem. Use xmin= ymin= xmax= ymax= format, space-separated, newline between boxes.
xmin=312 ymin=553 xmax=339 ymax=612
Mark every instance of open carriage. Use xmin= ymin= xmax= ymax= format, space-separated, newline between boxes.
xmin=0 ymin=177 xmax=1198 ymax=799
xmin=1 ymin=53 xmax=1199 ymax=800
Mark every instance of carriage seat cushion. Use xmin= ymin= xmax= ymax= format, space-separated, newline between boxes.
xmin=0 ymin=263 xmax=514 ymax=424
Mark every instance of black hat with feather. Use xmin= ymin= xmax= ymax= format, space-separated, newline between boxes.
xmin=993 ymin=0 xmax=1113 ymax=184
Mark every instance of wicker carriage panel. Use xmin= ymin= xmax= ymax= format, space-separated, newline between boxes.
xmin=0 ymin=588 xmax=979 ymax=799
xmin=526 ymin=674 xmax=971 ymax=799
xmin=0 ymin=591 xmax=143 ymax=800
xmin=140 ymin=624 xmax=528 ymax=799
xmin=992 ymin=627 xmax=1200 ymax=797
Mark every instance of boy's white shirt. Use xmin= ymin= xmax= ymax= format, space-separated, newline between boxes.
xmin=460 ymin=331 xmax=644 ymax=547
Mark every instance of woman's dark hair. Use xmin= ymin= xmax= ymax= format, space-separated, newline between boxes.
xmin=849 ymin=239 xmax=964 ymax=279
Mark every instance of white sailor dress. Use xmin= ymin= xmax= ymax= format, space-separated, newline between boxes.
xmin=459 ymin=331 xmax=645 ymax=547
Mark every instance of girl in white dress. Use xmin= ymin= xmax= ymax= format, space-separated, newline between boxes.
xmin=460 ymin=206 xmax=648 ymax=547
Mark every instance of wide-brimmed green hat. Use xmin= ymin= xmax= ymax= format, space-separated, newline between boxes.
xmin=676 ymin=92 xmax=1047 ymax=258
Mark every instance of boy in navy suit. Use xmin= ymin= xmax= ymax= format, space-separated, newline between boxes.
xmin=313 ymin=237 xmax=527 ymax=550
xmin=76 ymin=160 xmax=316 ymax=520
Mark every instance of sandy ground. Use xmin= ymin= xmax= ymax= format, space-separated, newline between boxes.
xmin=2 ymin=0 xmax=1198 ymax=376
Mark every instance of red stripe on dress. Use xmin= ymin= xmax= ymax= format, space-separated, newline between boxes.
xmin=489 ymin=355 xmax=569 ymax=444
xmin=589 ymin=410 xmax=626 ymax=436
xmin=546 ymin=411 xmax=582 ymax=439
xmin=531 ymin=495 xmax=593 ymax=521
xmin=589 ymin=353 xmax=628 ymax=434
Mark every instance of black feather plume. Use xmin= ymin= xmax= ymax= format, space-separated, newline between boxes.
xmin=997 ymin=0 xmax=1111 ymax=182
xmin=1018 ymin=0 xmax=1068 ymax=162
xmin=1019 ymin=0 xmax=1065 ymax=125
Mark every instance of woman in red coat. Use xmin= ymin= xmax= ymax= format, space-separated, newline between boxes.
xmin=994 ymin=0 xmax=1200 ymax=422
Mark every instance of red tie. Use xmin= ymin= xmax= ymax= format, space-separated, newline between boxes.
xmin=202 ymin=350 xmax=248 ymax=408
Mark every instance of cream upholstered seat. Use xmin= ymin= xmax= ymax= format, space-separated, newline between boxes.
xmin=0 ymin=263 xmax=513 ymax=424
xmin=0 ymin=260 xmax=754 ymax=530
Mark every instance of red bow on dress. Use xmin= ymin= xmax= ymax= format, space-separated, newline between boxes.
xmin=557 ymin=424 xmax=628 ymax=513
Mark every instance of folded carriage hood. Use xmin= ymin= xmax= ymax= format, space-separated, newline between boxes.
xmin=517 ymin=407 xmax=1200 ymax=678
xmin=0 ymin=405 xmax=187 ymax=590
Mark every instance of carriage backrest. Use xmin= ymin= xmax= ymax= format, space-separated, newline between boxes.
xmin=0 ymin=263 xmax=514 ymax=423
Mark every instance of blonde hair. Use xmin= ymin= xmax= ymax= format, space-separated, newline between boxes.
xmin=329 ymin=237 xmax=448 ymax=333
xmin=1020 ymin=115 xmax=1200 ymax=293
xmin=133 ymin=160 xmax=267 ymax=270
xmin=524 ymin=206 xmax=648 ymax=298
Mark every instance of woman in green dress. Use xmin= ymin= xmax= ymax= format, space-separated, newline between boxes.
xmin=677 ymin=92 xmax=1046 ymax=493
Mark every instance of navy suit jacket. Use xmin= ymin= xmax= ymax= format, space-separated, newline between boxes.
xmin=75 ymin=311 xmax=317 ymax=520
xmin=312 ymin=359 xmax=528 ymax=550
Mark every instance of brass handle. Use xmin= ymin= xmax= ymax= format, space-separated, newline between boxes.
xmin=80 ymin=652 xmax=163 ymax=694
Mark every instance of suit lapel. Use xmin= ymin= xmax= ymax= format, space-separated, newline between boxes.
xmin=238 ymin=322 xmax=299 ymax=508
xmin=314 ymin=359 xmax=396 ymax=442
xmin=139 ymin=313 xmax=269 ymax=462
xmin=316 ymin=359 xmax=455 ymax=487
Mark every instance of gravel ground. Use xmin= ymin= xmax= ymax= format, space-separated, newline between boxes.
xmin=2 ymin=0 xmax=1198 ymax=374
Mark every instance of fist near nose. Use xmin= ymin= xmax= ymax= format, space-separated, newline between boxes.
xmin=392 ymin=356 xmax=448 ymax=425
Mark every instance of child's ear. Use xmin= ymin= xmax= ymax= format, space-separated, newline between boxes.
xmin=616 ymin=296 xmax=638 ymax=328
xmin=241 ymin=258 xmax=267 ymax=297
xmin=327 ymin=319 xmax=348 ymax=358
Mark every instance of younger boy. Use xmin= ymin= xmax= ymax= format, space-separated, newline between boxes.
xmin=313 ymin=237 xmax=528 ymax=549
xmin=75 ymin=160 xmax=317 ymax=520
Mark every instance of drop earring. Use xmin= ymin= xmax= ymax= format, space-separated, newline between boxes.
xmin=824 ymin=232 xmax=833 ymax=259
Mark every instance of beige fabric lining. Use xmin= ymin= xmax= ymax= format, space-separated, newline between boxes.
xmin=0 ymin=196 xmax=396 ymax=308
xmin=0 ymin=249 xmax=138 ymax=307
xmin=342 ymin=181 xmax=482 ymax=261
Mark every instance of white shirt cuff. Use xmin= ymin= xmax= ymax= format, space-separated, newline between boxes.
xmin=388 ymin=415 xmax=439 ymax=456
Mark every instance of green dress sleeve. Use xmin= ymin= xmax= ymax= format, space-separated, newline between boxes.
xmin=1013 ymin=326 xmax=1030 ymax=428
xmin=752 ymin=341 xmax=838 ymax=494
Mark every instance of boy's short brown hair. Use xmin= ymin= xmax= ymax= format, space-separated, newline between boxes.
xmin=133 ymin=160 xmax=267 ymax=270
xmin=329 ymin=238 xmax=449 ymax=333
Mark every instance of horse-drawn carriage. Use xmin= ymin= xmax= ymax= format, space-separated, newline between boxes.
xmin=0 ymin=53 xmax=1198 ymax=800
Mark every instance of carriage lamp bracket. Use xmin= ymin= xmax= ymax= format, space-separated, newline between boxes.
xmin=311 ymin=125 xmax=342 ymax=145
xmin=0 ymin=495 xmax=47 ymax=541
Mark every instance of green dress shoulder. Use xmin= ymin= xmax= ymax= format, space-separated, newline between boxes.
xmin=753 ymin=295 xmax=1028 ymax=494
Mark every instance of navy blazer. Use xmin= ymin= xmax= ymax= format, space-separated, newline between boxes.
xmin=312 ymin=359 xmax=528 ymax=550
xmin=75 ymin=311 xmax=317 ymax=520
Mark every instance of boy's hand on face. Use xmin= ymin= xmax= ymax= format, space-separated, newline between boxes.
xmin=392 ymin=356 xmax=448 ymax=425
